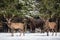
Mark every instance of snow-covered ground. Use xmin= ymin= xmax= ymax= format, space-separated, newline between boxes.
xmin=0 ymin=32 xmax=60 ymax=40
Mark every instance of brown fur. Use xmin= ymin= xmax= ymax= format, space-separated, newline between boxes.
xmin=48 ymin=22 xmax=57 ymax=29
xmin=8 ymin=22 xmax=24 ymax=30
xmin=7 ymin=22 xmax=25 ymax=36
xmin=45 ymin=20 xmax=57 ymax=36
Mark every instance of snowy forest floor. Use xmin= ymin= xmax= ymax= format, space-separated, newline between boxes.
xmin=0 ymin=32 xmax=60 ymax=40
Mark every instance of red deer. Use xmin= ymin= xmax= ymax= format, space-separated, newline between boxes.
xmin=44 ymin=19 xmax=57 ymax=36
xmin=3 ymin=14 xmax=25 ymax=36
xmin=26 ymin=16 xmax=36 ymax=33
xmin=25 ymin=16 xmax=44 ymax=33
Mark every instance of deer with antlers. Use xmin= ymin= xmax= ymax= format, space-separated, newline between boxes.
xmin=3 ymin=14 xmax=25 ymax=36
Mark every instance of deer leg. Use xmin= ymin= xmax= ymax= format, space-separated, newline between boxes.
xmin=30 ymin=26 xmax=32 ymax=32
xmin=52 ymin=29 xmax=54 ymax=36
xmin=55 ymin=28 xmax=57 ymax=36
xmin=19 ymin=30 xmax=25 ymax=36
xmin=47 ymin=30 xmax=49 ymax=36
xmin=47 ymin=29 xmax=49 ymax=36
xmin=8 ymin=28 xmax=11 ymax=33
xmin=18 ymin=29 xmax=21 ymax=36
xmin=42 ymin=29 xmax=45 ymax=33
xmin=11 ymin=29 xmax=14 ymax=36
xmin=41 ymin=27 xmax=44 ymax=33
xmin=19 ymin=29 xmax=24 ymax=36
xmin=43 ymin=28 xmax=47 ymax=33
xmin=8 ymin=29 xmax=10 ymax=33
xmin=39 ymin=28 xmax=41 ymax=33
xmin=22 ymin=30 xmax=25 ymax=36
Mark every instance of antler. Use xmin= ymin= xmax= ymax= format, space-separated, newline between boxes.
xmin=3 ymin=14 xmax=15 ymax=22
xmin=9 ymin=14 xmax=15 ymax=21
xmin=3 ymin=14 xmax=8 ymax=21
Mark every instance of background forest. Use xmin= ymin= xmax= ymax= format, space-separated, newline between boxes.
xmin=0 ymin=0 xmax=60 ymax=33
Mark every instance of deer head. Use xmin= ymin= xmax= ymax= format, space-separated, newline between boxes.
xmin=3 ymin=14 xmax=15 ymax=24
